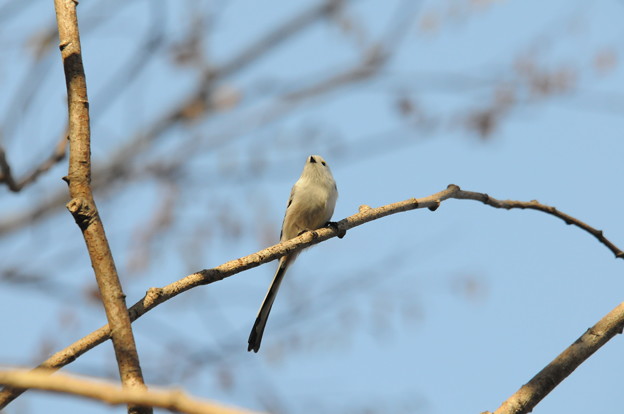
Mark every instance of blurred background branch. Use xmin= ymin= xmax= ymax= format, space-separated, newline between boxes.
xmin=1 ymin=0 xmax=623 ymax=413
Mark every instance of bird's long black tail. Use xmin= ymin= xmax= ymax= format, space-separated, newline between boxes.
xmin=248 ymin=257 xmax=289 ymax=352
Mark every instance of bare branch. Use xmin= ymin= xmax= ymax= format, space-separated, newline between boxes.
xmin=484 ymin=302 xmax=624 ymax=414
xmin=0 ymin=136 xmax=67 ymax=192
xmin=454 ymin=189 xmax=624 ymax=259
xmin=53 ymin=1 xmax=150 ymax=413
xmin=0 ymin=0 xmax=414 ymax=233
xmin=0 ymin=369 xmax=260 ymax=414
xmin=1 ymin=184 xmax=620 ymax=408
xmin=212 ymin=0 xmax=344 ymax=79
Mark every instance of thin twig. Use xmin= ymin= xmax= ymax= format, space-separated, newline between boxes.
xmin=0 ymin=136 xmax=67 ymax=192
xmin=212 ymin=0 xmax=344 ymax=79
xmin=52 ymin=1 xmax=150 ymax=413
xmin=1 ymin=184 xmax=620 ymax=409
xmin=0 ymin=0 xmax=403 ymax=229
xmin=0 ymin=369 xmax=259 ymax=414
xmin=454 ymin=189 xmax=624 ymax=259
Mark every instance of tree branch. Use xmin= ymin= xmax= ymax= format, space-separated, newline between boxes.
xmin=484 ymin=301 xmax=624 ymax=414
xmin=454 ymin=189 xmax=624 ymax=259
xmin=53 ymin=1 xmax=150 ymax=413
xmin=0 ymin=135 xmax=67 ymax=192
xmin=0 ymin=369 xmax=259 ymax=414
xmin=212 ymin=0 xmax=344 ymax=79
xmin=1 ymin=184 xmax=621 ymax=408
xmin=0 ymin=0 xmax=418 ymax=235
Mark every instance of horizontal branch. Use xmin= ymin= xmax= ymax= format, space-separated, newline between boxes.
xmin=0 ymin=369 xmax=258 ymax=414
xmin=485 ymin=301 xmax=624 ymax=414
xmin=1 ymin=184 xmax=621 ymax=408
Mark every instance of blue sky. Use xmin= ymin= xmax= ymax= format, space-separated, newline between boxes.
xmin=1 ymin=0 xmax=624 ymax=413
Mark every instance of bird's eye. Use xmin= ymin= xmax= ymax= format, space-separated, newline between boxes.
xmin=321 ymin=161 xmax=326 ymax=166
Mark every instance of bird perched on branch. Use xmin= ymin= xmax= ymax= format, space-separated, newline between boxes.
xmin=248 ymin=155 xmax=338 ymax=352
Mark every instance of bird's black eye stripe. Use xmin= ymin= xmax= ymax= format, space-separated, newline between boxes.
xmin=309 ymin=156 xmax=316 ymax=163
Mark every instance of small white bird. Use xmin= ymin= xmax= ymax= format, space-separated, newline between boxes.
xmin=248 ymin=155 xmax=338 ymax=352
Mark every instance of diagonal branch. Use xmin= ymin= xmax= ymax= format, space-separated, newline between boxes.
xmin=484 ymin=301 xmax=624 ymax=414
xmin=53 ymin=1 xmax=150 ymax=413
xmin=0 ymin=135 xmax=67 ymax=192
xmin=0 ymin=184 xmax=621 ymax=408
xmin=0 ymin=369 xmax=260 ymax=414
xmin=212 ymin=0 xmax=344 ymax=79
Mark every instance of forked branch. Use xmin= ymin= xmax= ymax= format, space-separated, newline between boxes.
xmin=0 ymin=184 xmax=621 ymax=409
